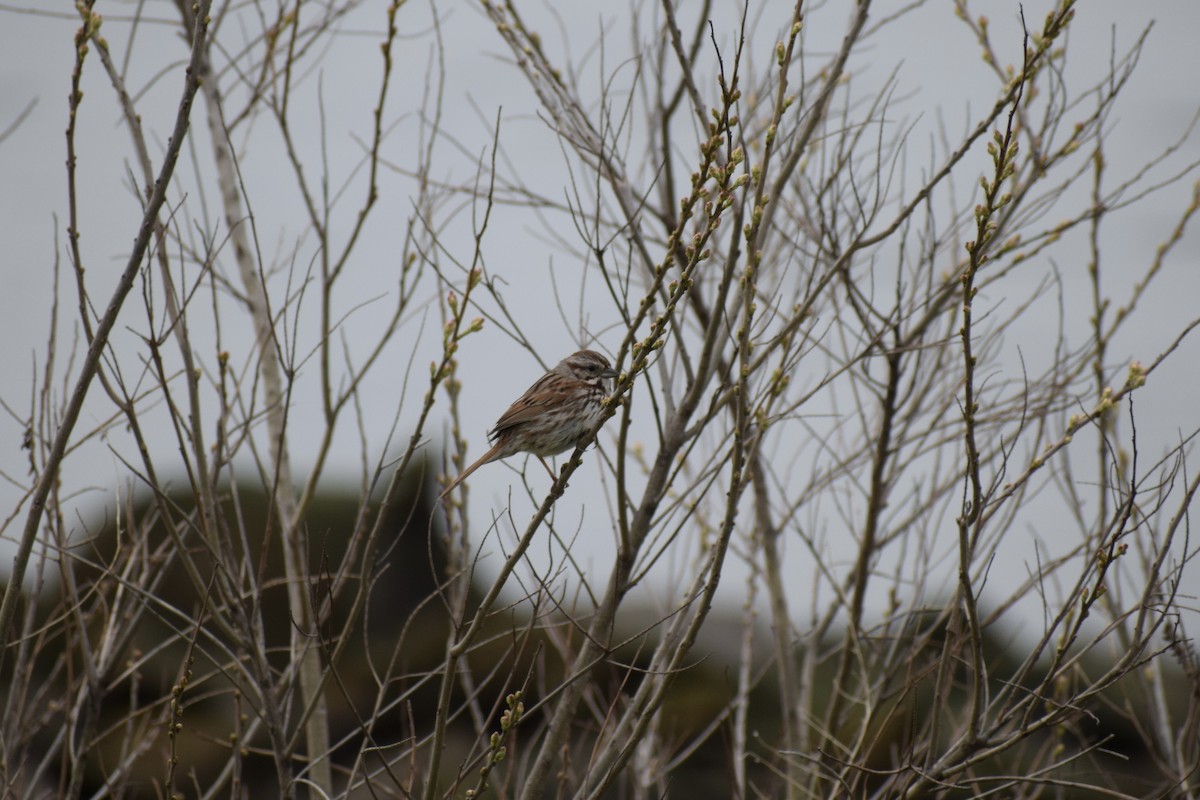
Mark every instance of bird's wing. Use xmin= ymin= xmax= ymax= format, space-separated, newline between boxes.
xmin=489 ymin=375 xmax=570 ymax=438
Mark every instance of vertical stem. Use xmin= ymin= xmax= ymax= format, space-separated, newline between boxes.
xmin=753 ymin=454 xmax=801 ymax=798
xmin=1087 ymin=141 xmax=1111 ymax=525
xmin=954 ymin=38 xmax=1026 ymax=749
xmin=197 ymin=56 xmax=330 ymax=799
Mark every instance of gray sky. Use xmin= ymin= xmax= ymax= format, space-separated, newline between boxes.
xmin=1 ymin=1 xmax=1198 ymax=627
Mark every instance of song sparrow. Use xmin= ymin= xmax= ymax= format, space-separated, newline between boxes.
xmin=439 ymin=349 xmax=618 ymax=498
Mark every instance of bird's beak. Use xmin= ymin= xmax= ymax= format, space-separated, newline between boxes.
xmin=602 ymin=367 xmax=618 ymax=380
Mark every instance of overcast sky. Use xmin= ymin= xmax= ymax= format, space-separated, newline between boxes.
xmin=1 ymin=1 xmax=1198 ymax=628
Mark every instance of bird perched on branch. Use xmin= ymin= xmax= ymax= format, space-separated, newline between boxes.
xmin=439 ymin=349 xmax=617 ymax=498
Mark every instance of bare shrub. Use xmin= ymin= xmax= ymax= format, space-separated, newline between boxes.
xmin=2 ymin=1 xmax=1198 ymax=798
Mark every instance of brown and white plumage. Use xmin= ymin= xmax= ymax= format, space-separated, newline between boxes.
xmin=439 ymin=350 xmax=617 ymax=498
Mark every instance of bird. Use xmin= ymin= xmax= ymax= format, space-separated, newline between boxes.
xmin=439 ymin=349 xmax=618 ymax=498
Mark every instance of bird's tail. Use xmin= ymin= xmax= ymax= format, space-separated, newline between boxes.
xmin=438 ymin=442 xmax=504 ymax=501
